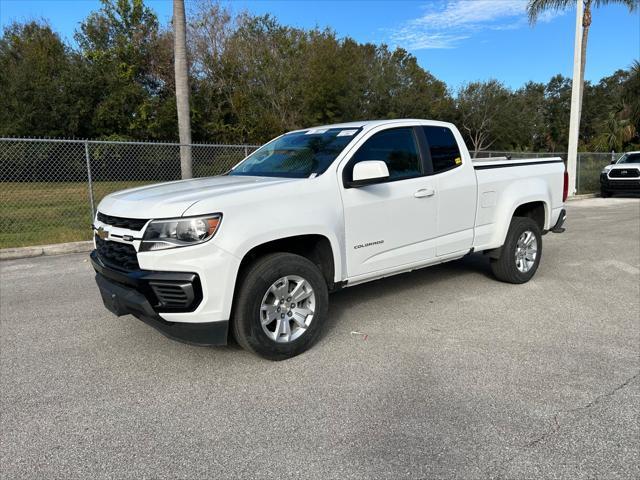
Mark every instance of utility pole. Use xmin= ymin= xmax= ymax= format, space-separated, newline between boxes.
xmin=567 ymin=0 xmax=584 ymax=196
xmin=173 ymin=0 xmax=193 ymax=179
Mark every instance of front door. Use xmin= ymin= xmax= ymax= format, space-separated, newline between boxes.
xmin=341 ymin=127 xmax=438 ymax=278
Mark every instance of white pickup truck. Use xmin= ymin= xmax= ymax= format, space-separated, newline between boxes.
xmin=91 ymin=119 xmax=567 ymax=359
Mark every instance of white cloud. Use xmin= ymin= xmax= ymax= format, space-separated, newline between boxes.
xmin=393 ymin=32 xmax=471 ymax=50
xmin=389 ymin=0 xmax=566 ymax=50
xmin=412 ymin=0 xmax=527 ymax=28
xmin=537 ymin=9 xmax=566 ymax=23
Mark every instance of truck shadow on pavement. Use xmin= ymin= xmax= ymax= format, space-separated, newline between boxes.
xmin=323 ymin=253 xmax=493 ymax=339
xmin=125 ymin=253 xmax=493 ymax=358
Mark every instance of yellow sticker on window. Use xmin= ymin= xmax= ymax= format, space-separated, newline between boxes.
xmin=454 ymin=156 xmax=462 ymax=165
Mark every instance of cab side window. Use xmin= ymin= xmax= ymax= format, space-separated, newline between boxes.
xmin=422 ymin=126 xmax=462 ymax=174
xmin=350 ymin=128 xmax=421 ymax=181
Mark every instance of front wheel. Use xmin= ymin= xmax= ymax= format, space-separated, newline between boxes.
xmin=232 ymin=253 xmax=329 ymax=360
xmin=600 ymin=187 xmax=611 ymax=198
xmin=490 ymin=217 xmax=542 ymax=284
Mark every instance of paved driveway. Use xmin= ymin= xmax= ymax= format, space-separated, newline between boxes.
xmin=1 ymin=197 xmax=639 ymax=479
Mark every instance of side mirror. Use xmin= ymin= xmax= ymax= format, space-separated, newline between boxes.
xmin=610 ymin=159 xmax=616 ymax=164
xmin=348 ymin=160 xmax=389 ymax=187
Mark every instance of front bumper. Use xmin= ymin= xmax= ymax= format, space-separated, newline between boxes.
xmin=600 ymin=175 xmax=640 ymax=193
xmin=90 ymin=251 xmax=229 ymax=346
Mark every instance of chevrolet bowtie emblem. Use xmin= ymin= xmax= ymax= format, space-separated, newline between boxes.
xmin=96 ymin=226 xmax=109 ymax=240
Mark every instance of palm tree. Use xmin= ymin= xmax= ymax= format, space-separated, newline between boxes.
xmin=527 ymin=0 xmax=638 ymax=118
xmin=594 ymin=110 xmax=637 ymax=151
xmin=623 ymin=60 xmax=640 ymax=130
xmin=173 ymin=0 xmax=192 ymax=179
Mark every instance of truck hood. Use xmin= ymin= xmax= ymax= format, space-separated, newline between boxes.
xmin=609 ymin=163 xmax=640 ymax=169
xmin=97 ymin=175 xmax=295 ymax=219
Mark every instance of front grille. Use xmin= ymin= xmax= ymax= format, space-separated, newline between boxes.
xmin=97 ymin=212 xmax=148 ymax=231
xmin=95 ymin=236 xmax=139 ymax=271
xmin=609 ymin=168 xmax=640 ymax=178
xmin=149 ymin=282 xmax=196 ymax=310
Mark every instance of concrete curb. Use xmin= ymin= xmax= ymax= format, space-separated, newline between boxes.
xmin=569 ymin=193 xmax=598 ymax=200
xmin=0 ymin=241 xmax=93 ymax=261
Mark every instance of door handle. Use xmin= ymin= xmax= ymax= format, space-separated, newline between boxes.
xmin=414 ymin=188 xmax=435 ymax=198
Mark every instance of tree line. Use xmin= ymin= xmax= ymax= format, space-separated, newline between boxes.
xmin=1 ymin=0 xmax=638 ymax=154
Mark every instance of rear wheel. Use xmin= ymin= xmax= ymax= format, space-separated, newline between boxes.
xmin=490 ymin=217 xmax=542 ymax=284
xmin=232 ymin=253 xmax=328 ymax=360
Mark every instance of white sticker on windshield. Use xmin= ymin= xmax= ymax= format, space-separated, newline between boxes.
xmin=305 ymin=129 xmax=328 ymax=135
xmin=337 ymin=129 xmax=358 ymax=137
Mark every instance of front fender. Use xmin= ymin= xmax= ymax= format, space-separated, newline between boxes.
xmin=226 ymin=226 xmax=344 ymax=283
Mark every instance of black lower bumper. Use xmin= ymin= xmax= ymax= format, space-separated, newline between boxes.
xmin=91 ymin=252 xmax=228 ymax=346
xmin=600 ymin=176 xmax=640 ymax=193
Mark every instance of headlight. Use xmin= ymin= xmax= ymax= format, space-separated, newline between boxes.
xmin=602 ymin=165 xmax=613 ymax=174
xmin=140 ymin=214 xmax=221 ymax=252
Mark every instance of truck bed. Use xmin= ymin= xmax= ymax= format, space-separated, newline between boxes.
xmin=471 ymin=156 xmax=565 ymax=251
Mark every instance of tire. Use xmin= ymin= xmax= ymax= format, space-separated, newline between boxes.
xmin=490 ymin=217 xmax=542 ymax=284
xmin=600 ymin=188 xmax=611 ymax=198
xmin=232 ymin=252 xmax=329 ymax=360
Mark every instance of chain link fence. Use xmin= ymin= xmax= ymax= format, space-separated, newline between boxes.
xmin=0 ymin=139 xmax=621 ymax=249
xmin=0 ymin=138 xmax=259 ymax=248
xmin=573 ymin=151 xmax=618 ymax=195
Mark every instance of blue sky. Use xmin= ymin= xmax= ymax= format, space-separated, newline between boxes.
xmin=1 ymin=0 xmax=638 ymax=91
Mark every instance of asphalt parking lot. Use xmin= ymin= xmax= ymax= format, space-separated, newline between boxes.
xmin=1 ymin=197 xmax=639 ymax=479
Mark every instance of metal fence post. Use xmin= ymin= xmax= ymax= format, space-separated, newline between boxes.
xmin=576 ymin=153 xmax=581 ymax=194
xmin=244 ymin=145 xmax=248 ymax=157
xmin=611 ymin=150 xmax=615 ymax=163
xmin=85 ymin=141 xmax=95 ymax=220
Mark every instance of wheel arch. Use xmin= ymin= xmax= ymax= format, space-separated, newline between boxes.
xmin=235 ymin=234 xmax=339 ymax=292
xmin=490 ymin=178 xmax=551 ymax=251
xmin=483 ymin=195 xmax=550 ymax=258
xmin=512 ymin=201 xmax=547 ymax=231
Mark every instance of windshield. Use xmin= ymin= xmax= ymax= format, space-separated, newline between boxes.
xmin=230 ymin=127 xmax=361 ymax=178
xmin=617 ymin=153 xmax=640 ymax=164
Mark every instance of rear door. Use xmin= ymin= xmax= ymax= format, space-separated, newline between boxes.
xmin=340 ymin=126 xmax=438 ymax=277
xmin=419 ymin=125 xmax=477 ymax=256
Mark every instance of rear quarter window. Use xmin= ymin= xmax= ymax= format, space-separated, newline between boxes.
xmin=422 ymin=126 xmax=462 ymax=174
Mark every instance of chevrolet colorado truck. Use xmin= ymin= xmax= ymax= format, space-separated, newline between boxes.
xmin=91 ymin=119 xmax=568 ymax=360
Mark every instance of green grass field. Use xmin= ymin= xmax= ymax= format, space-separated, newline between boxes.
xmin=0 ymin=181 xmax=150 ymax=248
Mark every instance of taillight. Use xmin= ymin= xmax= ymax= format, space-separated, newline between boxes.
xmin=562 ymin=170 xmax=569 ymax=202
